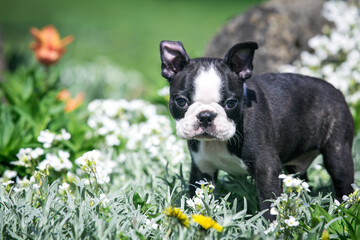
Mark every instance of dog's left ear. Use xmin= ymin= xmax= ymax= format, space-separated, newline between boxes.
xmin=224 ymin=42 xmax=258 ymax=80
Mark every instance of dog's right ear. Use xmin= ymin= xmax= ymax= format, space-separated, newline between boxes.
xmin=160 ymin=41 xmax=190 ymax=80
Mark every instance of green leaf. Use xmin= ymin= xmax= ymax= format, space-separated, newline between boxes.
xmin=310 ymin=204 xmax=343 ymax=234
xmin=0 ymin=107 xmax=15 ymax=150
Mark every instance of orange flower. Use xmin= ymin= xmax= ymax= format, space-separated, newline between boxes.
xmin=57 ymin=89 xmax=71 ymax=101
xmin=64 ymin=92 xmax=84 ymax=113
xmin=29 ymin=25 xmax=74 ymax=66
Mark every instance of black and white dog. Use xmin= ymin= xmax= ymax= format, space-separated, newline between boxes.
xmin=159 ymin=40 xmax=354 ymax=219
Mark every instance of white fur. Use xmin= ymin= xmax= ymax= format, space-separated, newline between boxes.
xmin=193 ymin=67 xmax=222 ymax=103
xmin=192 ymin=141 xmax=248 ymax=175
xmin=175 ymin=66 xmax=236 ymax=141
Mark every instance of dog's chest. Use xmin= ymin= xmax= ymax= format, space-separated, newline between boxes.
xmin=191 ymin=141 xmax=248 ymax=175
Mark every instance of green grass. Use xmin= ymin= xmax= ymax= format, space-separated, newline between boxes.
xmin=0 ymin=0 xmax=263 ymax=96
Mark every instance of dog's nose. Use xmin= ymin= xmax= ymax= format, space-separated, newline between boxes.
xmin=197 ymin=111 xmax=217 ymax=128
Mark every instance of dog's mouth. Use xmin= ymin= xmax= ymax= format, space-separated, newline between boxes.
xmin=193 ymin=132 xmax=217 ymax=141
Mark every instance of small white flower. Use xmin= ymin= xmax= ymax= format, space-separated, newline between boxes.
xmin=1 ymin=180 xmax=14 ymax=186
xmin=278 ymin=174 xmax=288 ymax=179
xmin=264 ymin=220 xmax=278 ymax=234
xmin=334 ymin=199 xmax=341 ymax=206
xmin=193 ymin=197 xmax=204 ymax=208
xmin=284 ymin=216 xmax=299 ymax=227
xmin=3 ymin=170 xmax=17 ymax=179
xmin=145 ymin=219 xmax=159 ymax=230
xmin=186 ymin=198 xmax=196 ymax=208
xmin=195 ymin=188 xmax=204 ymax=197
xmin=270 ymin=207 xmax=279 ymax=216
xmin=59 ymin=182 xmax=70 ymax=191
xmin=31 ymin=148 xmax=44 ymax=159
xmin=301 ymin=182 xmax=311 ymax=192
xmin=100 ymin=193 xmax=110 ymax=206
xmin=105 ymin=134 xmax=120 ymax=146
xmin=33 ymin=184 xmax=41 ymax=189
xmin=195 ymin=179 xmax=209 ymax=186
xmin=283 ymin=176 xmax=302 ymax=188
xmin=37 ymin=129 xmax=56 ymax=148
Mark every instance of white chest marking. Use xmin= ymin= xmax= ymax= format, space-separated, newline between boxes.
xmin=193 ymin=66 xmax=222 ymax=104
xmin=192 ymin=141 xmax=249 ymax=175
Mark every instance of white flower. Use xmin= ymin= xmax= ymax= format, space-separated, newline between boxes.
xmin=186 ymin=198 xmax=196 ymax=209
xmin=195 ymin=179 xmax=209 ymax=186
xmin=145 ymin=219 xmax=159 ymax=230
xmin=284 ymin=216 xmax=299 ymax=227
xmin=283 ymin=176 xmax=302 ymax=188
xmin=3 ymin=170 xmax=17 ymax=179
xmin=278 ymin=174 xmax=288 ymax=179
xmin=264 ymin=221 xmax=278 ymax=234
xmin=59 ymin=182 xmax=70 ymax=191
xmin=1 ymin=180 xmax=14 ymax=186
xmin=105 ymin=134 xmax=120 ymax=146
xmin=301 ymin=182 xmax=311 ymax=192
xmin=195 ymin=188 xmax=204 ymax=198
xmin=37 ymin=130 xmax=56 ymax=148
xmin=100 ymin=193 xmax=110 ymax=206
xmin=270 ymin=207 xmax=279 ymax=216
xmin=75 ymin=150 xmax=113 ymax=184
xmin=58 ymin=128 xmax=71 ymax=141
xmin=33 ymin=184 xmax=41 ymax=189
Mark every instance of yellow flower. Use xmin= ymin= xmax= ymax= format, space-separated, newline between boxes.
xmin=163 ymin=207 xmax=190 ymax=228
xmin=192 ymin=214 xmax=223 ymax=232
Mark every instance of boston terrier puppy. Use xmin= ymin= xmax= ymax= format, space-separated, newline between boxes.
xmin=159 ymin=40 xmax=354 ymax=219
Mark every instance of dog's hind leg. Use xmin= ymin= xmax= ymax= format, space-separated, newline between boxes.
xmin=321 ymin=138 xmax=354 ymax=200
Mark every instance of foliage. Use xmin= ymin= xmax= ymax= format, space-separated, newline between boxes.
xmin=1 ymin=1 xmax=360 ymax=239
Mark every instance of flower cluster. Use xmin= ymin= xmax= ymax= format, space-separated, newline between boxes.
xmin=37 ymin=129 xmax=71 ymax=148
xmin=12 ymin=148 xmax=44 ymax=167
xmin=75 ymin=149 xmax=116 ymax=185
xmin=265 ymin=174 xmax=311 ymax=235
xmin=186 ymin=179 xmax=216 ymax=212
xmin=342 ymin=183 xmax=360 ymax=207
xmin=38 ymin=150 xmax=73 ymax=172
xmin=87 ymin=99 xmax=187 ymax=168
xmin=279 ymin=1 xmax=360 ymax=104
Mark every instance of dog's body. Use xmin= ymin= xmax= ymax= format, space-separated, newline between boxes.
xmin=160 ymin=41 xmax=354 ymax=219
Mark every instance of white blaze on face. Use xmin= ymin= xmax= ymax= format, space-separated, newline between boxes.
xmin=193 ymin=67 xmax=222 ymax=103
xmin=175 ymin=66 xmax=236 ymax=141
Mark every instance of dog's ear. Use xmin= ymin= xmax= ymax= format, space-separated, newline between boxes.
xmin=224 ymin=42 xmax=258 ymax=80
xmin=160 ymin=41 xmax=190 ymax=80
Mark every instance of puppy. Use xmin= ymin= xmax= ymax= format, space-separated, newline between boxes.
xmin=160 ymin=40 xmax=354 ymax=219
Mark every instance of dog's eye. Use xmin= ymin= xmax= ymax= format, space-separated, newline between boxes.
xmin=225 ymin=99 xmax=238 ymax=109
xmin=175 ymin=97 xmax=188 ymax=108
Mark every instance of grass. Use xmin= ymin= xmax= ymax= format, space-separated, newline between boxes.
xmin=0 ymin=0 xmax=264 ymax=96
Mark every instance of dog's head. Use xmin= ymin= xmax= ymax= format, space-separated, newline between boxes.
xmin=160 ymin=41 xmax=258 ymax=141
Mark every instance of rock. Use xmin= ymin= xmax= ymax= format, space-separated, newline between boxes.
xmin=205 ymin=0 xmax=328 ymax=73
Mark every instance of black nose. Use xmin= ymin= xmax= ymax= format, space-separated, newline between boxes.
xmin=197 ymin=111 xmax=217 ymax=128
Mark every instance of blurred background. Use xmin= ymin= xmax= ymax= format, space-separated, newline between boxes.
xmin=0 ymin=0 xmax=264 ymax=100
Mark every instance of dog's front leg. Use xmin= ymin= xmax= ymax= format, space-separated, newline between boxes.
xmin=189 ymin=159 xmax=218 ymax=197
xmin=252 ymin=154 xmax=282 ymax=220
